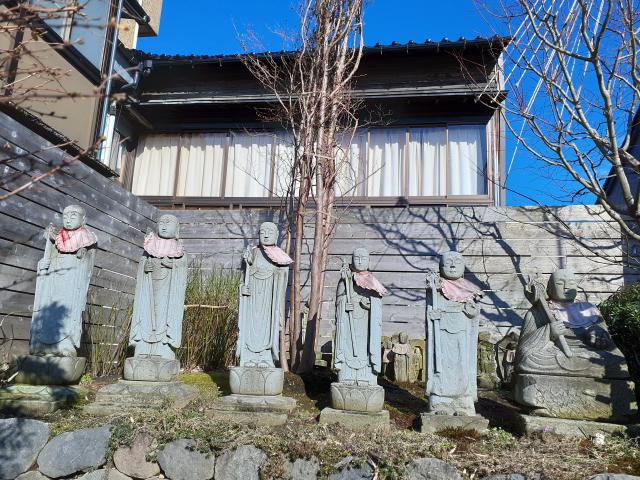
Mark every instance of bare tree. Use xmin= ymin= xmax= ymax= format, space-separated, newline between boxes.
xmin=473 ymin=0 xmax=640 ymax=241
xmin=240 ymin=0 xmax=364 ymax=372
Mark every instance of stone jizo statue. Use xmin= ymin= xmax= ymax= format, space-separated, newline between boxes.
xmin=130 ymin=214 xmax=188 ymax=361
xmin=334 ymin=247 xmax=387 ymax=386
xmin=425 ymin=251 xmax=483 ymax=416
xmin=513 ymin=269 xmax=635 ymax=420
xmin=409 ymin=342 xmax=424 ymax=383
xmin=391 ymin=332 xmax=411 ymax=383
xmin=237 ymin=222 xmax=292 ymax=368
xmin=30 ymin=204 xmax=97 ymax=357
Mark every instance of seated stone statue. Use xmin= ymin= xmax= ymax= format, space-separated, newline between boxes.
xmin=30 ymin=204 xmax=97 ymax=359
xmin=126 ymin=214 xmax=188 ymax=381
xmin=425 ymin=251 xmax=483 ymax=416
xmin=513 ymin=269 xmax=635 ymax=421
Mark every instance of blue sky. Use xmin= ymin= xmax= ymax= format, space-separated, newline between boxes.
xmin=137 ymin=1 xmax=582 ymax=207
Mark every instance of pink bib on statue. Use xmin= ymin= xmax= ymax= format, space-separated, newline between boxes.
xmin=262 ymin=245 xmax=293 ymax=266
xmin=353 ymin=271 xmax=388 ymax=297
xmin=144 ymin=232 xmax=184 ymax=258
xmin=549 ymin=300 xmax=602 ymax=328
xmin=55 ymin=227 xmax=97 ymax=253
xmin=441 ymin=277 xmax=480 ymax=303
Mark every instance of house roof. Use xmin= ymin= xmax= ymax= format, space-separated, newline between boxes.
xmin=128 ymin=35 xmax=511 ymax=64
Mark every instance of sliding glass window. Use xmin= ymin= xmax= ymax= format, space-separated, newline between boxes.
xmin=131 ymin=124 xmax=490 ymax=200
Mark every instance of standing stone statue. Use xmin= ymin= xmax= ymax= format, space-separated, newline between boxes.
xmin=391 ymin=332 xmax=411 ymax=383
xmin=213 ymin=222 xmax=296 ymax=424
xmin=236 ymin=222 xmax=291 ymax=369
xmin=30 ymin=205 xmax=97 ymax=360
xmin=86 ymin=214 xmax=196 ymax=415
xmin=409 ymin=340 xmax=425 ymax=383
xmin=320 ymin=247 xmax=390 ymax=429
xmin=125 ymin=214 xmax=188 ymax=381
xmin=477 ymin=332 xmax=499 ymax=390
xmin=513 ymin=269 xmax=636 ymax=421
xmin=1 ymin=206 xmax=97 ymax=414
xmin=422 ymin=251 xmax=487 ymax=432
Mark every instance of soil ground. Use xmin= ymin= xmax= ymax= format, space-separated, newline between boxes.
xmin=12 ymin=369 xmax=640 ymax=479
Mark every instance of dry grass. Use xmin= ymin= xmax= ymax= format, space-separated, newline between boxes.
xmin=38 ymin=372 xmax=640 ymax=480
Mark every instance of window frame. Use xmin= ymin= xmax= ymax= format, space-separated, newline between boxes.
xmin=133 ymin=121 xmax=496 ymax=206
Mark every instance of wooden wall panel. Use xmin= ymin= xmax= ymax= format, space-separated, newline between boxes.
xmin=0 ymin=112 xmax=155 ymax=362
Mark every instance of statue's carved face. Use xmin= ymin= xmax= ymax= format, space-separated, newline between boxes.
xmin=259 ymin=222 xmax=278 ymax=246
xmin=352 ymin=248 xmax=369 ymax=272
xmin=440 ymin=251 xmax=464 ymax=280
xmin=62 ymin=206 xmax=85 ymax=230
xmin=548 ymin=269 xmax=578 ymax=302
xmin=157 ymin=215 xmax=179 ymax=239
xmin=399 ymin=332 xmax=409 ymax=344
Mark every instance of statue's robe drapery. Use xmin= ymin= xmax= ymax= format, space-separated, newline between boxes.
xmin=30 ymin=227 xmax=97 ymax=356
xmin=334 ymin=274 xmax=384 ymax=385
xmin=426 ymin=276 xmax=480 ymax=414
xmin=130 ymin=234 xmax=188 ymax=359
xmin=515 ymin=300 xmax=628 ymax=379
xmin=237 ymin=246 xmax=290 ymax=367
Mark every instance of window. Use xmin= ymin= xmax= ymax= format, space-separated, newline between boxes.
xmin=131 ymin=124 xmax=490 ymax=200
xmin=32 ymin=0 xmax=111 ymax=69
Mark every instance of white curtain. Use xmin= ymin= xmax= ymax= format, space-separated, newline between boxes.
xmin=273 ymin=133 xmax=296 ymax=197
xmin=175 ymin=133 xmax=226 ymax=196
xmin=367 ymin=129 xmax=405 ymax=196
xmin=335 ymin=131 xmax=366 ymax=197
xmin=225 ymin=132 xmax=273 ymax=197
xmin=408 ymin=128 xmax=446 ymax=196
xmin=132 ymin=134 xmax=180 ymax=196
xmin=448 ymin=125 xmax=487 ymax=195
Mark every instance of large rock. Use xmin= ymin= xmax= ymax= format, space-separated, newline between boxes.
xmin=0 ymin=418 xmax=50 ymax=480
xmin=283 ymin=457 xmax=319 ymax=480
xmin=328 ymin=462 xmax=374 ymax=480
xmin=37 ymin=426 xmax=111 ymax=478
xmin=215 ymin=445 xmax=266 ymax=480
xmin=157 ymin=439 xmax=215 ymax=480
xmin=113 ymin=433 xmax=160 ymax=479
xmin=15 ymin=472 xmax=49 ymax=480
xmin=589 ymin=475 xmax=640 ymax=480
xmin=404 ymin=458 xmax=462 ymax=480
xmin=78 ymin=469 xmax=131 ymax=479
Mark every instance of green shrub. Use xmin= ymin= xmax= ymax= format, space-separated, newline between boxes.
xmin=178 ymin=263 xmax=240 ymax=371
xmin=600 ymin=284 xmax=640 ymax=396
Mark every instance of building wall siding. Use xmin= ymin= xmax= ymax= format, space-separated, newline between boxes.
xmin=172 ymin=205 xmax=631 ymax=349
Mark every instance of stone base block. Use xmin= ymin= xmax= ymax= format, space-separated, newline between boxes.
xmin=420 ymin=413 xmax=489 ymax=434
xmin=319 ymin=407 xmax=390 ymax=430
xmin=84 ymin=380 xmax=197 ymax=416
xmin=15 ymin=355 xmax=86 ymax=385
xmin=513 ymin=373 xmax=637 ymax=422
xmin=330 ymin=382 xmax=384 ymax=412
xmin=514 ymin=414 xmax=640 ymax=438
xmin=0 ymin=384 xmax=85 ymax=416
xmin=229 ymin=366 xmax=283 ymax=395
xmin=211 ymin=394 xmax=296 ymax=426
xmin=123 ymin=356 xmax=179 ymax=382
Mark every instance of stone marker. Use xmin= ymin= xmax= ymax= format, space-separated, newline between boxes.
xmin=214 ymin=445 xmax=266 ymax=480
xmin=86 ymin=215 xmax=196 ymax=415
xmin=157 ymin=439 xmax=215 ymax=480
xmin=213 ymin=222 xmax=295 ymax=424
xmin=0 ymin=418 xmax=50 ymax=480
xmin=37 ymin=426 xmax=111 ymax=478
xmin=477 ymin=332 xmax=500 ymax=390
xmin=409 ymin=339 xmax=425 ymax=383
xmin=320 ymin=248 xmax=390 ymax=430
xmin=0 ymin=206 xmax=95 ymax=415
xmin=421 ymin=251 xmax=488 ymax=433
xmin=512 ymin=269 xmax=637 ymax=422
xmin=391 ymin=332 xmax=411 ymax=383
